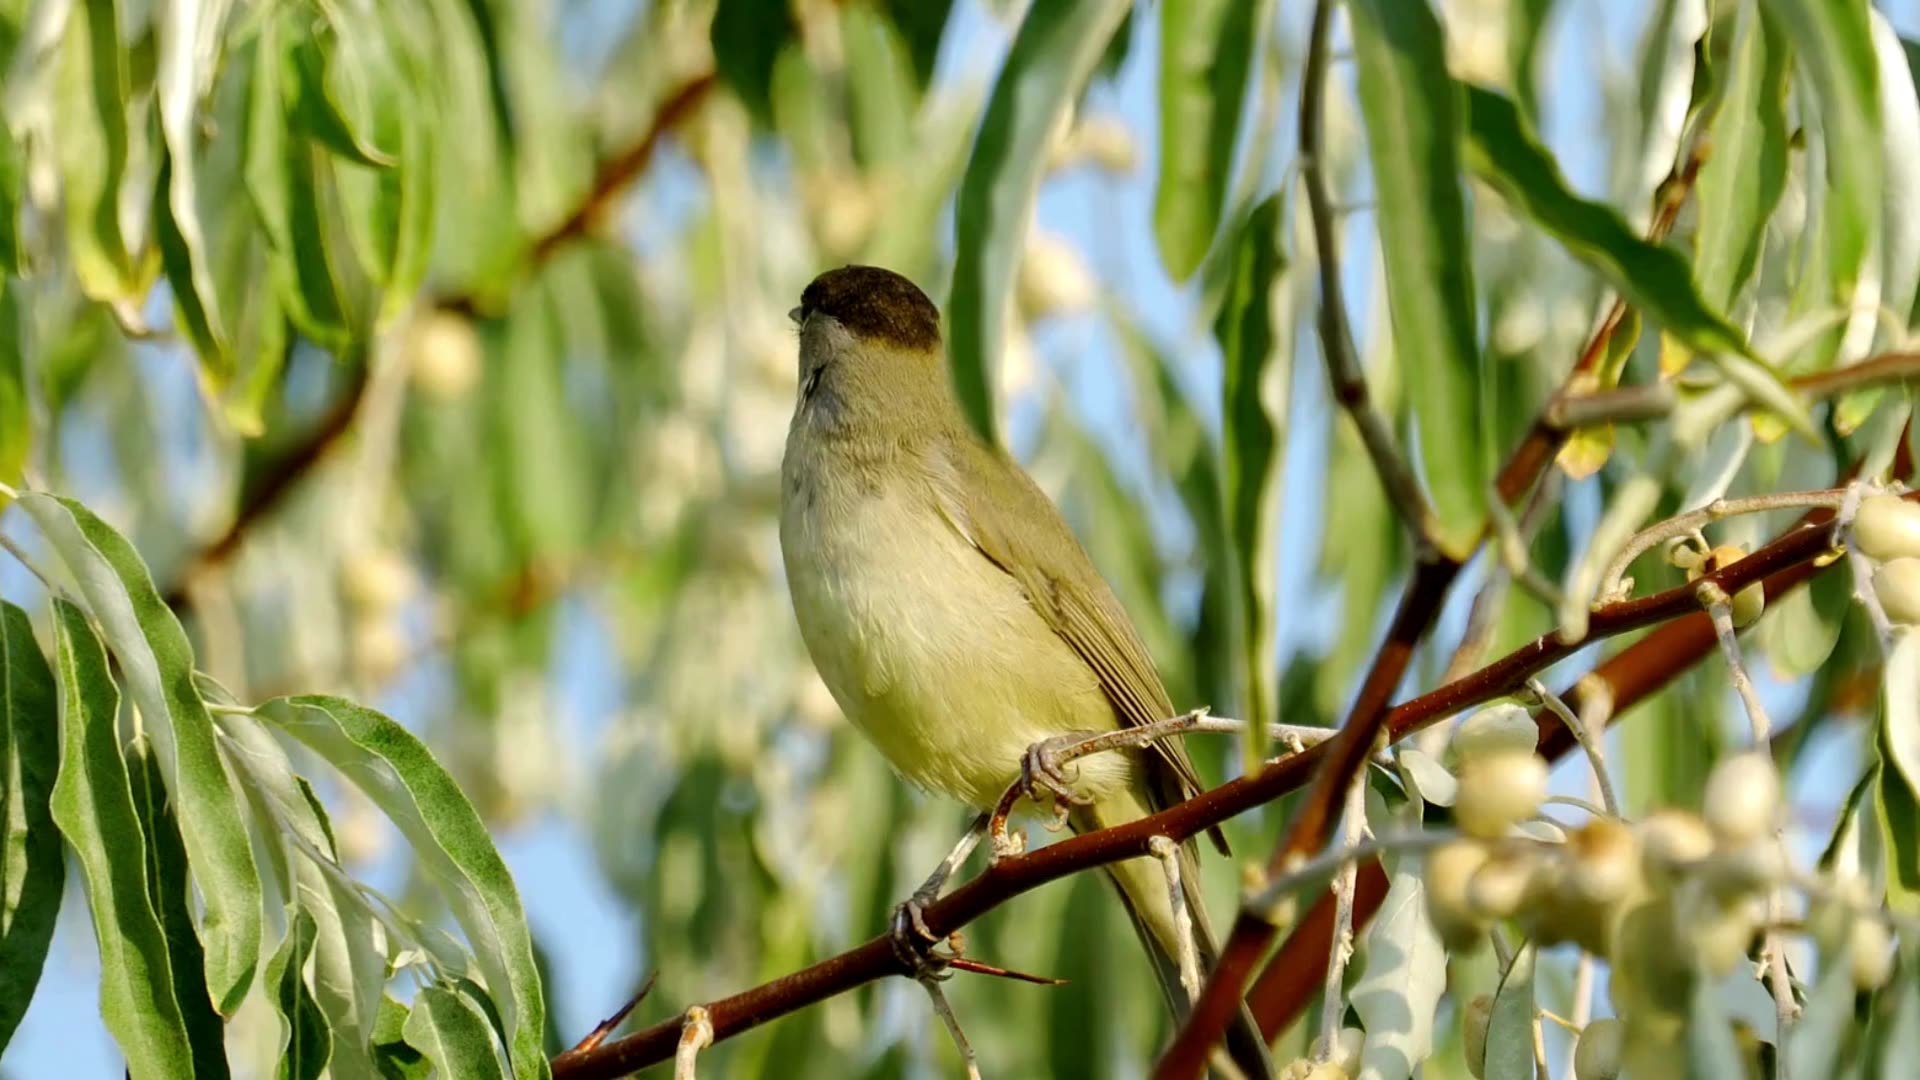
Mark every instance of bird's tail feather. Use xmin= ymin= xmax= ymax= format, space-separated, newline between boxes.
xmin=1071 ymin=797 xmax=1274 ymax=1080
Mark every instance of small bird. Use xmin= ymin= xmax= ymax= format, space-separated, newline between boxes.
xmin=779 ymin=265 xmax=1272 ymax=1077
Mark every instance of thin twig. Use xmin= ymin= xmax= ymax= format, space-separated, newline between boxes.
xmin=920 ymin=977 xmax=983 ymax=1080
xmin=1704 ymin=594 xmax=1799 ymax=1067
xmin=1298 ymin=0 xmax=1437 ymax=552
xmin=1598 ymin=488 xmax=1851 ymax=606
xmin=1317 ymin=772 xmax=1368 ymax=1061
xmin=568 ymin=972 xmax=658 ymax=1055
xmin=1150 ymin=835 xmax=1202 ymax=1002
xmin=1526 ymin=678 xmax=1618 ymax=816
xmin=945 ymin=957 xmax=1069 ymax=985
xmin=673 ymin=1006 xmax=713 ymax=1080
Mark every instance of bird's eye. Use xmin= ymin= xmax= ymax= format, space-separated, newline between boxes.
xmin=788 ymin=306 xmax=806 ymax=326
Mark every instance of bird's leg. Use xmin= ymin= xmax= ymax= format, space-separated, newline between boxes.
xmin=1019 ymin=730 xmax=1100 ymax=829
xmin=889 ymin=813 xmax=989 ymax=974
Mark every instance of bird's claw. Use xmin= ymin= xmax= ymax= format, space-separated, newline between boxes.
xmin=1020 ymin=733 xmax=1094 ymax=825
xmin=890 ymin=890 xmax=960 ymax=981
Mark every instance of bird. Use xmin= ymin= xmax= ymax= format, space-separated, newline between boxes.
xmin=778 ymin=264 xmax=1272 ymax=1078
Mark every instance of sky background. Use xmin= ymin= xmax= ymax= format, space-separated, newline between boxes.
xmin=9 ymin=0 xmax=1920 ymax=1075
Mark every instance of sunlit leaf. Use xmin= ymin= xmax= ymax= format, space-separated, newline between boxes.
xmin=1481 ymin=942 xmax=1536 ymax=1080
xmin=0 ymin=283 xmax=25 ymax=497
xmin=1462 ymin=84 xmax=1812 ymax=435
xmin=21 ymin=494 xmax=263 ymax=1013
xmin=257 ymin=695 xmax=547 ymax=1080
xmin=1350 ymin=854 xmax=1445 ymax=1080
xmin=1759 ymin=0 xmax=1882 ymax=374
xmin=154 ymin=0 xmax=231 ymax=378
xmin=1152 ymin=0 xmax=1268 ymax=280
xmin=47 ymin=601 xmax=197 ymax=1078
xmin=948 ymin=0 xmax=1131 ymax=443
xmin=125 ymin=740 xmax=230 ymax=1077
xmin=267 ymin=908 xmax=333 ymax=1080
xmin=0 ymin=602 xmax=61 ymax=1053
xmin=1692 ymin=3 xmax=1789 ymax=313
xmin=403 ymin=984 xmax=507 ymax=1080
xmin=1347 ymin=0 xmax=1486 ymax=558
xmin=1215 ymin=194 xmax=1286 ymax=764
xmin=288 ymin=29 xmax=396 ymax=169
xmin=56 ymin=0 xmax=145 ymax=299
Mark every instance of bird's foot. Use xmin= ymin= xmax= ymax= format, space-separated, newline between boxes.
xmin=1020 ymin=731 xmax=1097 ymax=830
xmin=890 ymin=888 xmax=962 ymax=980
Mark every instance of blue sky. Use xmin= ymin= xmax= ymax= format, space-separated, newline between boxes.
xmin=10 ymin=1 xmax=1920 ymax=1075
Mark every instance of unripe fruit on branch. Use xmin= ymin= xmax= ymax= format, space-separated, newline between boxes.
xmin=1636 ymin=810 xmax=1715 ymax=887
xmin=1702 ymin=752 xmax=1781 ymax=846
xmin=1852 ymin=494 xmax=1920 ymax=562
xmin=1850 ymin=918 xmax=1894 ymax=992
xmin=1874 ymin=557 xmax=1920 ymax=625
xmin=1689 ymin=545 xmax=1765 ymax=626
xmin=1453 ymin=750 xmax=1548 ymax=839
xmin=1466 ymin=854 xmax=1538 ymax=920
xmin=1424 ymin=840 xmax=1491 ymax=949
xmin=1452 ymin=703 xmax=1539 ymax=761
xmin=1573 ymin=1018 xmax=1625 ymax=1080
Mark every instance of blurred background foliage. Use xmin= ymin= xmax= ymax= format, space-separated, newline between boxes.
xmin=1 ymin=0 xmax=1919 ymax=1076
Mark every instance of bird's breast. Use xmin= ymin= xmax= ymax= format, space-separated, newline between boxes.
xmin=779 ymin=436 xmax=1126 ymax=809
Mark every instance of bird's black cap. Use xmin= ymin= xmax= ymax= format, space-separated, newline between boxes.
xmin=796 ymin=265 xmax=942 ymax=351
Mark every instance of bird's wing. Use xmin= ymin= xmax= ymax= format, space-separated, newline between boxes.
xmin=932 ymin=434 xmax=1229 ymax=854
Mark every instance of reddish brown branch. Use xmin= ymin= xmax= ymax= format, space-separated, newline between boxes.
xmin=545 ymin=491 xmax=1878 ymax=1078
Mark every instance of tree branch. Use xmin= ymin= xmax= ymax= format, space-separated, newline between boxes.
xmin=544 ymin=486 xmax=1905 ymax=1079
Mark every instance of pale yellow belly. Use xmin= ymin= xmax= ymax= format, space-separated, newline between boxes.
xmin=781 ymin=478 xmax=1130 ymax=810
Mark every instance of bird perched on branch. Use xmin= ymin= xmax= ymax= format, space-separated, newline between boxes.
xmin=779 ymin=264 xmax=1271 ymax=1078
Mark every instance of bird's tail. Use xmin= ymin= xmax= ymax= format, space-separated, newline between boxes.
xmin=1070 ymin=790 xmax=1275 ymax=1080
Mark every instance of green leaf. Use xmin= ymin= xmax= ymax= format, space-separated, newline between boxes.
xmin=878 ymin=0 xmax=953 ymax=89
xmin=246 ymin=11 xmax=349 ymax=349
xmin=215 ymin=709 xmax=386 ymax=1080
xmin=0 ymin=282 xmax=23 ymax=496
xmin=268 ymin=908 xmax=333 ymax=1080
xmin=0 ymin=602 xmax=61 ymax=1052
xmin=0 ymin=98 xmax=24 ymax=273
xmin=1349 ymin=855 xmax=1445 ymax=1080
xmin=1758 ymin=0 xmax=1882 ymax=371
xmin=373 ymin=997 xmax=431 ymax=1080
xmin=1506 ymin=0 xmax=1557 ymax=120
xmin=126 ymin=740 xmax=231 ymax=1079
xmin=19 ymin=493 xmax=263 ymax=1012
xmin=155 ymin=0 xmax=230 ymax=379
xmin=1756 ymin=558 xmax=1849 ymax=678
xmin=1884 ymin=631 xmax=1920 ymax=798
xmin=1481 ymin=942 xmax=1537 ymax=1080
xmin=56 ymin=0 xmax=145 ymax=299
xmin=47 ymin=601 xmax=197 ymax=1079
xmin=1692 ymin=3 xmax=1789 ymax=313
xmin=402 ymin=984 xmax=508 ymax=1080
xmin=1685 ymin=974 xmax=1747 ymax=1076
xmin=1462 ymin=84 xmax=1812 ymax=436
xmin=257 ymin=695 xmax=547 ymax=1080
xmin=288 ymin=30 xmax=396 ymax=168
xmin=1786 ymin=944 xmax=1859 ymax=1076
xmin=1152 ymin=0 xmax=1269 ymax=280
xmin=840 ymin=5 xmax=917 ymax=170
xmin=1346 ymin=0 xmax=1486 ymax=558
xmin=709 ymin=0 xmax=794 ymax=126
xmin=1214 ymin=194 xmax=1286 ymax=766
xmin=1879 ymin=730 xmax=1920 ymax=917
xmin=948 ymin=0 xmax=1131 ymax=443
xmin=1881 ymin=950 xmax=1920 ymax=1077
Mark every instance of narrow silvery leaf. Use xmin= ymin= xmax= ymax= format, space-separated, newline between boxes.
xmin=1481 ymin=943 xmax=1537 ymax=1080
xmin=1153 ymin=0 xmax=1270 ymax=280
xmin=258 ymin=695 xmax=546 ymax=1080
xmin=47 ymin=601 xmax=197 ymax=1078
xmin=266 ymin=907 xmax=332 ymax=1080
xmin=55 ymin=0 xmax=144 ymax=299
xmin=1883 ymin=632 xmax=1920 ymax=796
xmin=1693 ymin=2 xmax=1789 ymax=313
xmin=0 ymin=602 xmax=61 ymax=1052
xmin=402 ymin=984 xmax=508 ymax=1080
xmin=1346 ymin=0 xmax=1488 ymax=558
xmin=947 ymin=0 xmax=1131 ymax=443
xmin=1349 ymin=856 xmax=1445 ymax=1080
xmin=155 ymin=0 xmax=230 ymax=375
xmin=20 ymin=493 xmax=262 ymax=1012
